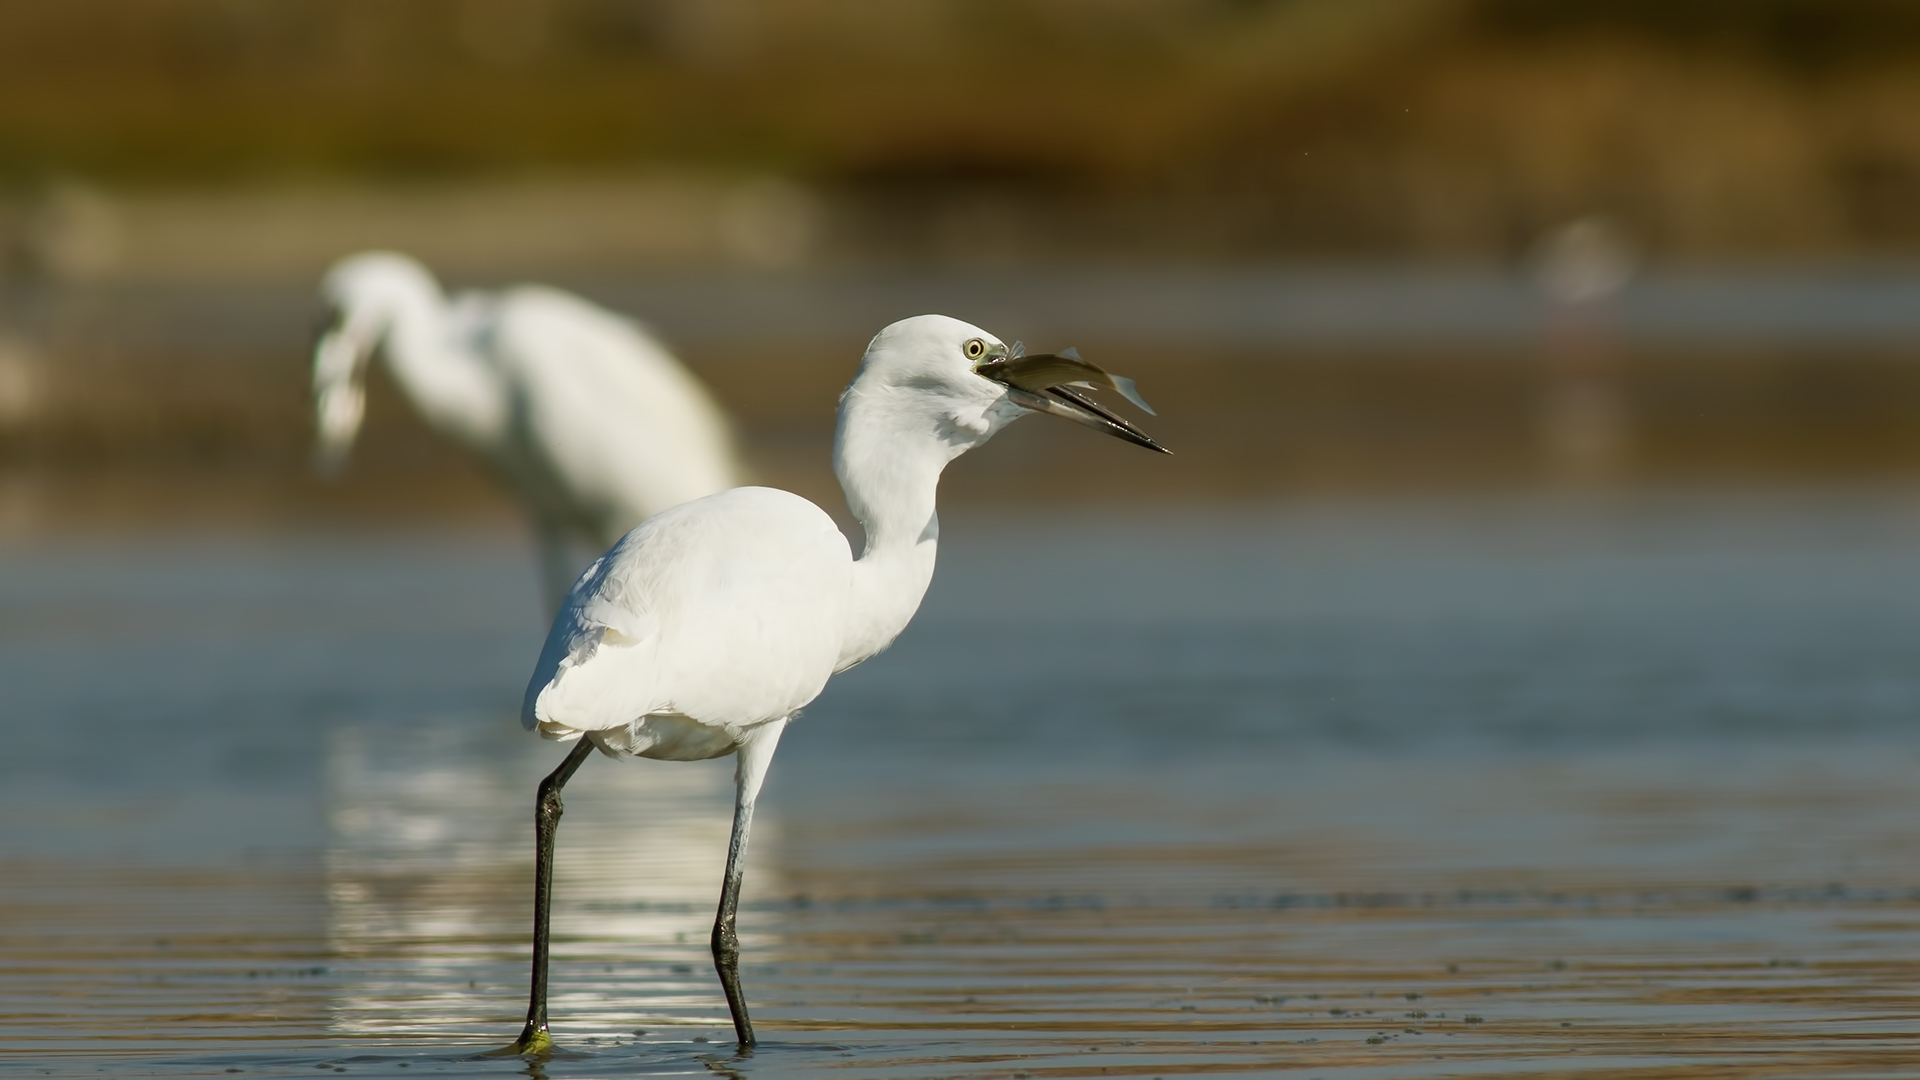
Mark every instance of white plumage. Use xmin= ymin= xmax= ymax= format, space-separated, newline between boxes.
xmin=501 ymin=313 xmax=1167 ymax=1055
xmin=525 ymin=487 xmax=850 ymax=760
xmin=312 ymin=251 xmax=746 ymax=609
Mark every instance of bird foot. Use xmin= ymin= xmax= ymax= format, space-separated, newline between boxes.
xmin=482 ymin=1024 xmax=554 ymax=1057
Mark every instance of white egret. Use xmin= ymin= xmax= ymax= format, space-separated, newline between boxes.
xmin=506 ymin=314 xmax=1167 ymax=1053
xmin=312 ymin=252 xmax=746 ymax=610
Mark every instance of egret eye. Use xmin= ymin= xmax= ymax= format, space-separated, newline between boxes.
xmin=964 ymin=338 xmax=986 ymax=361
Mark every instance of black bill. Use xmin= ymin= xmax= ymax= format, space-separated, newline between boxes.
xmin=976 ymin=347 xmax=1171 ymax=454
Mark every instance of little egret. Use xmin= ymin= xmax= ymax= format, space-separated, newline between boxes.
xmin=507 ymin=314 xmax=1166 ymax=1053
xmin=312 ymin=252 xmax=746 ymax=610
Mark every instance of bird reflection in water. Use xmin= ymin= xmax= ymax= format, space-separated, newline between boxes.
xmin=321 ymin=721 xmax=776 ymax=1040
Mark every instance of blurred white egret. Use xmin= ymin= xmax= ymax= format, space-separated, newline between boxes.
xmin=312 ymin=252 xmax=746 ymax=610
xmin=505 ymin=314 xmax=1167 ymax=1053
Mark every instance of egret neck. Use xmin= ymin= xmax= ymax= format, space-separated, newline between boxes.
xmin=365 ymin=279 xmax=508 ymax=449
xmin=832 ymin=367 xmax=1002 ymax=672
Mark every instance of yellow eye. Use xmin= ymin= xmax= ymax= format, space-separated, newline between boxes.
xmin=964 ymin=338 xmax=986 ymax=360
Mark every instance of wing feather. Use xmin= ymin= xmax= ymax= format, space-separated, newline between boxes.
xmin=522 ymin=487 xmax=851 ymax=741
xmin=488 ymin=288 xmax=743 ymax=536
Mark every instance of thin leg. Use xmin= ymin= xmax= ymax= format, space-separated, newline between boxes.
xmin=506 ymin=736 xmax=596 ymax=1054
xmin=711 ymin=796 xmax=759 ymax=1046
xmin=710 ymin=720 xmax=788 ymax=1049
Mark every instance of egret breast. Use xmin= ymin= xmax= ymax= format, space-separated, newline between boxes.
xmin=584 ymin=713 xmax=750 ymax=761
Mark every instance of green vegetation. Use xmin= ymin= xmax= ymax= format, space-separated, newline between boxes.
xmin=1 ymin=0 xmax=1916 ymax=256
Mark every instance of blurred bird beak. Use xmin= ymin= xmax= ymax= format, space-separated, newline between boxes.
xmin=976 ymin=347 xmax=1171 ymax=454
xmin=311 ymin=306 xmax=370 ymax=477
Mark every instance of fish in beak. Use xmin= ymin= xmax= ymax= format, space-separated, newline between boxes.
xmin=976 ymin=344 xmax=1170 ymax=454
xmin=311 ymin=304 xmax=373 ymax=476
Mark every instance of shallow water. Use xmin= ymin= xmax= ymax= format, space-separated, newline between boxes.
xmin=7 ymin=488 xmax=1920 ymax=1077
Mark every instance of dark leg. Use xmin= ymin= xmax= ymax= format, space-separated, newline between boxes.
xmin=506 ymin=736 xmax=596 ymax=1055
xmin=709 ymin=719 xmax=787 ymax=1049
xmin=711 ymin=794 xmax=760 ymax=1047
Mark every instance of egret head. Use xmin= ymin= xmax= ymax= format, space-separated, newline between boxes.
xmin=845 ymin=314 xmax=1167 ymax=459
xmin=311 ymin=252 xmax=442 ymax=475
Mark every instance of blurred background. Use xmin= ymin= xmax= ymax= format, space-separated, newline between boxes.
xmin=2 ymin=0 xmax=1920 ymax=526
xmin=10 ymin=3 xmax=1920 ymax=1075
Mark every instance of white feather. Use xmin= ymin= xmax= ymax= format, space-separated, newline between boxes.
xmin=523 ymin=487 xmax=849 ymax=760
xmin=313 ymin=252 xmax=747 ymax=609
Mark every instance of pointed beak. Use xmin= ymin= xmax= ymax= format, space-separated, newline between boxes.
xmin=311 ymin=307 xmax=370 ymax=477
xmin=976 ymin=348 xmax=1171 ymax=454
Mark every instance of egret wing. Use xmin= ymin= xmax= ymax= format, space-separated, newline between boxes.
xmin=489 ymin=288 xmax=744 ymax=537
xmin=520 ymin=543 xmax=664 ymax=734
xmin=523 ymin=487 xmax=852 ymax=742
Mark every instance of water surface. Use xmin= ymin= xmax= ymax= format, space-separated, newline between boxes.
xmin=6 ymin=488 xmax=1920 ymax=1077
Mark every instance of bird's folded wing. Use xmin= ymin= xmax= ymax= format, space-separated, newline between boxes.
xmin=521 ymin=547 xmax=665 ymax=731
xmin=522 ymin=488 xmax=854 ymax=738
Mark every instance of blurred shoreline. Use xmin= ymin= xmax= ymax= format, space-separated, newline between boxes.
xmin=3 ymin=261 xmax=1920 ymax=537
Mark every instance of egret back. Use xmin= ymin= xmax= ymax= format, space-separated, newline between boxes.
xmin=524 ymin=487 xmax=851 ymax=758
xmin=487 ymin=288 xmax=744 ymax=542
